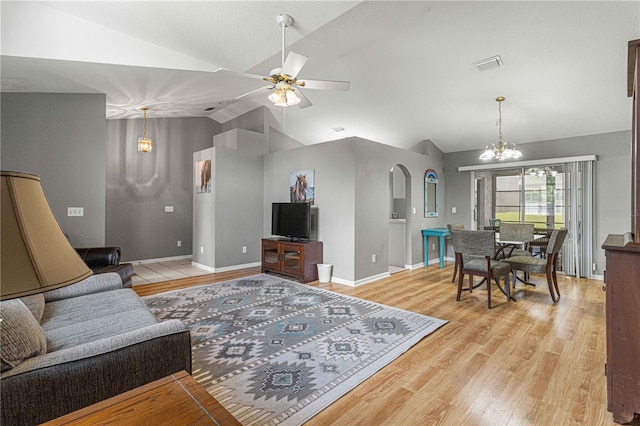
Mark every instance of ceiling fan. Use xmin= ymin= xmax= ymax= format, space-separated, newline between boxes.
xmin=216 ymin=14 xmax=350 ymax=109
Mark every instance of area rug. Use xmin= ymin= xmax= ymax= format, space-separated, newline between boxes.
xmin=143 ymin=274 xmax=447 ymax=425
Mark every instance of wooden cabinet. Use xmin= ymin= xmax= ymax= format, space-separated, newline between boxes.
xmin=602 ymin=234 xmax=640 ymax=424
xmin=261 ymin=238 xmax=323 ymax=283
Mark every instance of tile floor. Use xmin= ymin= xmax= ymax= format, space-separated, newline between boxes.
xmin=132 ymin=258 xmax=211 ymax=286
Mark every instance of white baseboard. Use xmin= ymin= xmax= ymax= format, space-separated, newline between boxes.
xmin=330 ymin=271 xmax=391 ymax=287
xmin=191 ymin=261 xmax=261 ymax=273
xmin=129 ymin=255 xmax=192 ymax=264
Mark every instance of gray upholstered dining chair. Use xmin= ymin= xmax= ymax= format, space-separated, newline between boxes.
xmin=495 ymin=223 xmax=534 ymax=259
xmin=449 ymin=229 xmax=513 ymax=309
xmin=505 ymin=228 xmax=569 ymax=303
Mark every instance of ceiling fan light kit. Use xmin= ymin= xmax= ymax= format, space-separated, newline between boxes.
xmin=479 ymin=96 xmax=523 ymax=161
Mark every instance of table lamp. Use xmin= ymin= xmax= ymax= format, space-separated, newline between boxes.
xmin=1 ymin=171 xmax=92 ymax=300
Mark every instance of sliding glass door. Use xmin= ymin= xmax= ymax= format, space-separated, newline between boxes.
xmin=492 ymin=167 xmax=566 ymax=228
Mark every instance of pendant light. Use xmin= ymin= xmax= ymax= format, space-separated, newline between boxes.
xmin=479 ymin=97 xmax=522 ymax=160
xmin=137 ymin=107 xmax=152 ymax=153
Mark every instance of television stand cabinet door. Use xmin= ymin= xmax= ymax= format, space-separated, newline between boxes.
xmin=261 ymin=239 xmax=323 ymax=283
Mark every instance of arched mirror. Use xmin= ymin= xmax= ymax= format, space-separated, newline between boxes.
xmin=425 ymin=169 xmax=438 ymax=217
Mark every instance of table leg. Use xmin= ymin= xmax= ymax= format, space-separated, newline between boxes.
xmin=423 ymin=235 xmax=428 ymax=267
xmin=439 ymin=235 xmax=445 ymax=269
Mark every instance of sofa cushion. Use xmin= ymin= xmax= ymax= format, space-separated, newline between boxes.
xmin=0 ymin=299 xmax=47 ymax=371
xmin=19 ymin=293 xmax=45 ymax=323
xmin=41 ymin=289 xmax=159 ymax=352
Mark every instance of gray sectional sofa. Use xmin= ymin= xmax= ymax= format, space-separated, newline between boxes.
xmin=0 ymin=273 xmax=192 ymax=425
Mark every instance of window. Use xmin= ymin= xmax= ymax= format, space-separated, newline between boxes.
xmin=493 ymin=167 xmax=565 ymax=228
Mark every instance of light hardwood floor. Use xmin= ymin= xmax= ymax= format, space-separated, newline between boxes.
xmin=133 ymin=263 xmax=616 ymax=425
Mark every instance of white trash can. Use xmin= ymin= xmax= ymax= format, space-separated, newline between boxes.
xmin=317 ymin=264 xmax=332 ymax=283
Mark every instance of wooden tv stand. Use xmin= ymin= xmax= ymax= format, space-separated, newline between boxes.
xmin=261 ymin=238 xmax=323 ymax=283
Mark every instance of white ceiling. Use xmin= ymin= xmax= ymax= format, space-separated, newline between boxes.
xmin=1 ymin=1 xmax=638 ymax=153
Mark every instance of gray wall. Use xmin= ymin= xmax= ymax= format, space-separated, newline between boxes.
xmin=106 ymin=117 xmax=220 ymax=261
xmin=1 ymin=93 xmax=107 ymax=247
xmin=263 ymin=136 xmax=445 ymax=284
xmin=443 ymin=130 xmax=632 ymax=276
xmin=214 ymin=147 xmax=263 ymax=267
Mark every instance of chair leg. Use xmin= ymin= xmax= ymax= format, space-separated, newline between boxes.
xmin=469 ymin=275 xmax=473 ymax=294
xmin=505 ymin=273 xmax=512 ymax=301
xmin=452 ymin=258 xmax=458 ymax=283
xmin=487 ymin=275 xmax=492 ymax=309
xmin=552 ymin=265 xmax=561 ymax=300
xmin=546 ymin=265 xmax=559 ymax=303
xmin=456 ymin=272 xmax=464 ymax=301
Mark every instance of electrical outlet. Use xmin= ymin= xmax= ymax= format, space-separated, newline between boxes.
xmin=67 ymin=207 xmax=84 ymax=217
xmin=200 ymin=246 xmax=204 ymax=254
xmin=372 ymin=254 xmax=377 ymax=263
xmin=452 ymin=207 xmax=457 ymax=214
xmin=432 ymin=243 xmax=436 ymax=250
xmin=592 ymin=262 xmax=597 ymax=271
xmin=242 ymin=246 xmax=247 ymax=254
xmin=177 ymin=240 xmax=181 ymax=247
xmin=412 ymin=207 xmax=416 ymax=214
xmin=165 ymin=205 xmax=174 ymax=213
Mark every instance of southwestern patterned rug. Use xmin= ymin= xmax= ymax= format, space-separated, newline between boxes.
xmin=143 ymin=274 xmax=447 ymax=425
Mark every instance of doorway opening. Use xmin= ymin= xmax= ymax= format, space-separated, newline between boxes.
xmin=389 ymin=164 xmax=411 ymax=274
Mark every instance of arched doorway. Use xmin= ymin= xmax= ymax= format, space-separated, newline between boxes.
xmin=389 ymin=164 xmax=411 ymax=274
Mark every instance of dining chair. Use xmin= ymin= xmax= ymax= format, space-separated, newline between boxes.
xmin=505 ymin=228 xmax=569 ymax=303
xmin=450 ymin=229 xmax=513 ymax=309
xmin=489 ymin=218 xmax=501 ymax=228
xmin=529 ymin=228 xmax=554 ymax=258
xmin=495 ymin=223 xmax=534 ymax=259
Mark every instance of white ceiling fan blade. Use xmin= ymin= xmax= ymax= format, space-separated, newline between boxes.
xmin=282 ymin=52 xmax=308 ymax=78
xmin=301 ymin=78 xmax=350 ymax=91
xmin=295 ymin=88 xmax=313 ymax=109
xmin=235 ymin=85 xmax=272 ymax=100
xmin=215 ymin=68 xmax=267 ymax=81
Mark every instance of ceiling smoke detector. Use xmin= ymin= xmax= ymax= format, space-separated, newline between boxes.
xmin=473 ymin=55 xmax=503 ymax=71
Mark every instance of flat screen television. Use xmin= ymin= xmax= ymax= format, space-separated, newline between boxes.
xmin=271 ymin=202 xmax=311 ymax=240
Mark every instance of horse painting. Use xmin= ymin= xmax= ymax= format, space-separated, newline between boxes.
xmin=291 ymin=174 xmax=308 ymax=202
xmin=196 ymin=159 xmax=211 ymax=193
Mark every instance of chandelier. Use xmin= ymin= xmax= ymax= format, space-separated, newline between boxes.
xmin=479 ymin=96 xmax=522 ymax=160
xmin=137 ymin=107 xmax=152 ymax=153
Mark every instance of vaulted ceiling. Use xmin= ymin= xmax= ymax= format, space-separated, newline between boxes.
xmin=1 ymin=1 xmax=638 ymax=153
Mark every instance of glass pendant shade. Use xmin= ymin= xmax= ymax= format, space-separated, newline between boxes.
xmin=137 ymin=137 xmax=152 ymax=153
xmin=1 ymin=171 xmax=92 ymax=300
xmin=268 ymin=86 xmax=301 ymax=107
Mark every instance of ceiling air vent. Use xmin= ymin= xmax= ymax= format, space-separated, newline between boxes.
xmin=473 ymin=55 xmax=503 ymax=71
xmin=332 ymin=127 xmax=345 ymax=133
xmin=204 ymin=107 xmax=216 ymax=111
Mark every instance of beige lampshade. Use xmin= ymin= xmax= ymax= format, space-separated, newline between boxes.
xmin=1 ymin=171 xmax=92 ymax=300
